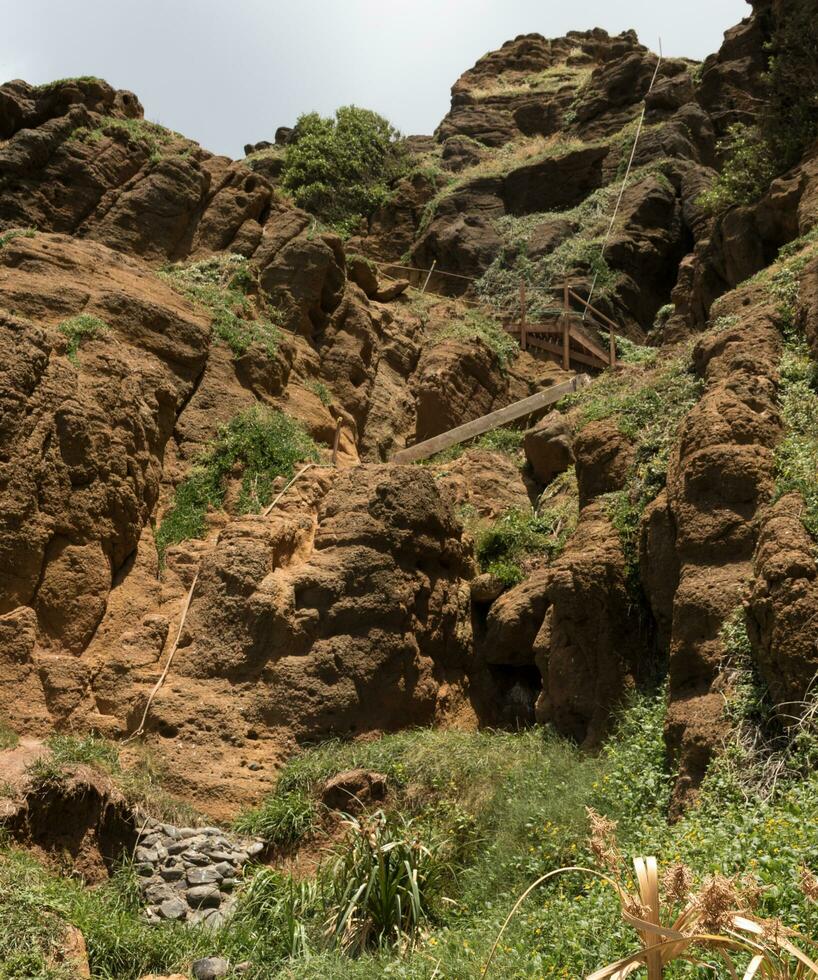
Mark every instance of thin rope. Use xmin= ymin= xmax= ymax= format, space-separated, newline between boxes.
xmin=128 ymin=461 xmax=319 ymax=741
xmin=127 ymin=568 xmax=199 ymax=741
xmin=584 ymin=38 xmax=663 ymax=318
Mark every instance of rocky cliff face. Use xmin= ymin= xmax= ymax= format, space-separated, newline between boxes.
xmin=2 ymin=0 xmax=818 ymax=815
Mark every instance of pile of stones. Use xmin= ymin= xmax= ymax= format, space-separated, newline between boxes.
xmin=134 ymin=816 xmax=265 ymax=926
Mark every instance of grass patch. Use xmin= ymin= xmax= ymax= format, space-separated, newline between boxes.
xmin=233 ymin=791 xmax=316 ymax=847
xmin=33 ymin=75 xmax=103 ymax=92
xmin=155 ymin=406 xmax=319 ymax=556
xmin=433 ymin=308 xmax=518 ymax=369
xmin=9 ymin=692 xmax=818 ymax=976
xmin=0 ymin=227 xmax=36 ymax=248
xmin=27 ymin=734 xmax=120 ymax=786
xmin=774 ymin=340 xmax=818 ymax=541
xmin=70 ymin=117 xmax=179 ymax=161
xmin=475 ymin=470 xmax=579 ymax=583
xmin=0 ymin=718 xmax=19 ymax=751
xmin=160 ymin=253 xmax=282 ymax=359
xmin=57 ymin=313 xmax=108 ymax=363
xmin=306 ymin=380 xmax=332 ymax=406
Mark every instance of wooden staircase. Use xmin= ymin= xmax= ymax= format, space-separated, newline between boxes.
xmin=392 ymin=374 xmax=589 ymax=464
xmin=504 ymin=283 xmax=619 ymax=372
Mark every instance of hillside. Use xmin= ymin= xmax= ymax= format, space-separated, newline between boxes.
xmin=2 ymin=0 xmax=818 ymax=976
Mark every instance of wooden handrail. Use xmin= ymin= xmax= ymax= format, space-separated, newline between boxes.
xmin=567 ymin=287 xmax=619 ymax=333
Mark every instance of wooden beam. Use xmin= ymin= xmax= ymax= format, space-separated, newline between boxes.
xmin=392 ymin=376 xmax=589 ymax=464
xmin=524 ymin=336 xmax=608 ymax=369
xmin=568 ymin=323 xmax=611 ymax=365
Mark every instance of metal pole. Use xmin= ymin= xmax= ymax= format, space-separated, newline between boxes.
xmin=421 ymin=260 xmax=437 ymax=294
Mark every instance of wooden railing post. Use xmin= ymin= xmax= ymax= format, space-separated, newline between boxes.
xmin=609 ymin=328 xmax=617 ymax=368
xmin=519 ymin=280 xmax=527 ymax=351
xmin=562 ymin=281 xmax=570 ymax=370
xmin=331 ymin=416 xmax=343 ymax=466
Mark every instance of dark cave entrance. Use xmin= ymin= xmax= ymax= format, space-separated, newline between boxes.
xmin=485 ymin=663 xmax=542 ymax=728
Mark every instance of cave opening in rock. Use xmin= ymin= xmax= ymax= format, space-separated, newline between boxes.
xmin=486 ymin=664 xmax=542 ymax=728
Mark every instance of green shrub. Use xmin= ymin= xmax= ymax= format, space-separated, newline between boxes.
xmin=57 ymin=313 xmax=108 ymax=363
xmin=233 ymin=791 xmax=316 ymax=846
xmin=155 ymin=406 xmax=319 ymax=556
xmin=697 ymin=124 xmax=777 ymax=215
xmin=307 ymin=380 xmax=332 ymax=406
xmin=160 ymin=253 xmax=281 ymax=359
xmin=282 ymin=106 xmax=404 ymax=234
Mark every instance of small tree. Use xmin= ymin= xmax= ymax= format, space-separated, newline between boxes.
xmin=282 ymin=106 xmax=402 ymax=233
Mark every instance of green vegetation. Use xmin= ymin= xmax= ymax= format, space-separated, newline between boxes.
xmin=433 ymin=308 xmax=518 ymax=369
xmin=8 ymin=691 xmax=818 ymax=976
xmin=774 ymin=340 xmax=818 ymax=541
xmin=562 ymin=353 xmax=702 ymax=588
xmin=422 ymin=426 xmax=525 ymax=467
xmin=57 ymin=313 xmax=109 ymax=363
xmin=9 ymin=695 xmax=818 ymax=980
xmin=33 ymin=75 xmax=103 ymax=92
xmin=159 ymin=253 xmax=282 ymax=359
xmin=307 ymin=379 xmax=332 ymax=406
xmin=0 ymin=718 xmax=18 ymax=752
xmin=71 ymin=117 xmax=179 ymax=161
xmin=233 ymin=791 xmax=316 ymax=847
xmin=326 ymin=810 xmax=449 ymax=953
xmin=282 ymin=106 xmax=404 ymax=234
xmin=762 ymin=1 xmax=818 ymax=170
xmin=0 ymin=227 xmax=36 ymax=248
xmin=476 ymin=471 xmax=579 ymax=585
xmin=699 ymin=6 xmax=818 ymax=215
xmin=155 ymin=406 xmax=319 ymax=556
xmin=697 ymin=123 xmax=777 ymax=215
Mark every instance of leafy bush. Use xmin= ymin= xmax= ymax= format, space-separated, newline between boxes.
xmin=155 ymin=406 xmax=319 ymax=555
xmin=282 ymin=106 xmax=404 ymax=233
xmin=57 ymin=313 xmax=108 ymax=363
xmin=697 ymin=124 xmax=777 ymax=215
xmin=307 ymin=380 xmax=332 ymax=406
xmin=233 ymin=791 xmax=316 ymax=846
xmin=325 ymin=810 xmax=450 ymax=953
xmin=160 ymin=253 xmax=281 ymax=359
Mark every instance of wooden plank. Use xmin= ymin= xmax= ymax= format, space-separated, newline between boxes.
xmin=524 ymin=336 xmax=608 ymax=369
xmin=568 ymin=322 xmax=610 ymax=365
xmin=392 ymin=376 xmax=588 ymax=464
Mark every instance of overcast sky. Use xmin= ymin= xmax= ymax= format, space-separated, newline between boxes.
xmin=2 ymin=0 xmax=749 ymax=158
